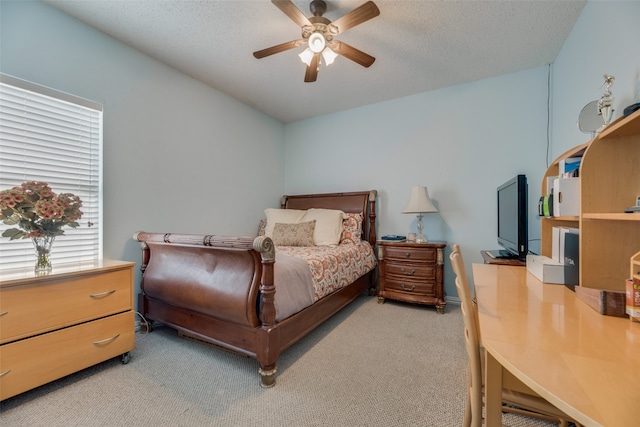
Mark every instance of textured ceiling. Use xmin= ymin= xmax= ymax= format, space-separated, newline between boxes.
xmin=44 ymin=0 xmax=586 ymax=123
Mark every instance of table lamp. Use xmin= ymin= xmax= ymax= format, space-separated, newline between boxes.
xmin=402 ymin=186 xmax=438 ymax=243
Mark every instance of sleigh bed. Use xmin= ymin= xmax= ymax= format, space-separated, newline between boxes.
xmin=134 ymin=190 xmax=377 ymax=387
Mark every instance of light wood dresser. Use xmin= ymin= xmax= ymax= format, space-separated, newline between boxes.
xmin=0 ymin=259 xmax=135 ymax=401
xmin=377 ymin=241 xmax=447 ymax=313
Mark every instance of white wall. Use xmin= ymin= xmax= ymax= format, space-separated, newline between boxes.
xmin=0 ymin=1 xmax=285 ymax=291
xmin=551 ymin=1 xmax=640 ymax=158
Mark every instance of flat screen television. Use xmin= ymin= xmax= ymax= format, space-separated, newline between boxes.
xmin=495 ymin=174 xmax=528 ymax=260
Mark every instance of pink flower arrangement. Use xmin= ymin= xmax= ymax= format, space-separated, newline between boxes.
xmin=0 ymin=181 xmax=83 ymax=240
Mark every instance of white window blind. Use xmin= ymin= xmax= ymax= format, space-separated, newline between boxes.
xmin=0 ymin=74 xmax=103 ymax=271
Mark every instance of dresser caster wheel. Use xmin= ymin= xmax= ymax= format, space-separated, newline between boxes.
xmin=121 ymin=352 xmax=130 ymax=364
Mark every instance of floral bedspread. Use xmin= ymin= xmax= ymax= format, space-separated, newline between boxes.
xmin=276 ymin=241 xmax=377 ymax=301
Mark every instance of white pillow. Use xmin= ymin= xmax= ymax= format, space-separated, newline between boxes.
xmin=264 ymin=208 xmax=306 ymax=238
xmin=303 ymin=208 xmax=347 ymax=246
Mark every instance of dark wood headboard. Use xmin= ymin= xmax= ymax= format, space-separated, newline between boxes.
xmin=281 ymin=190 xmax=377 ymax=245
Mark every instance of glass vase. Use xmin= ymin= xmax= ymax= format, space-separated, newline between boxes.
xmin=32 ymin=236 xmax=55 ymax=274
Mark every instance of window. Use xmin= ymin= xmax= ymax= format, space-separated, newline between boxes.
xmin=0 ymin=74 xmax=103 ymax=270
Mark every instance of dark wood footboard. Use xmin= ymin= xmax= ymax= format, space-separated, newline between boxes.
xmin=134 ymin=190 xmax=377 ymax=387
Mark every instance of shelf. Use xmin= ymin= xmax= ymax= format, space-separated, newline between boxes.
xmin=582 ymin=213 xmax=640 ymax=221
xmin=598 ymin=109 xmax=640 ymax=139
xmin=542 ymin=216 xmax=579 ymax=222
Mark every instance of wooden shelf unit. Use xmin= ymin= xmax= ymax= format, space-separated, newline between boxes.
xmin=540 ymin=109 xmax=640 ymax=291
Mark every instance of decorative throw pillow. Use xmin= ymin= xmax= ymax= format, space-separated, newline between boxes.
xmin=340 ymin=212 xmax=363 ymax=245
xmin=271 ymin=220 xmax=316 ymax=246
xmin=264 ymin=208 xmax=307 ymax=238
xmin=302 ymin=208 xmax=347 ymax=246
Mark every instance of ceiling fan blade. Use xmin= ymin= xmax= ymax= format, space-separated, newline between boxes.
xmin=253 ymin=40 xmax=304 ymax=59
xmin=331 ymin=1 xmax=380 ymax=33
xmin=272 ymin=0 xmax=312 ymax=28
xmin=304 ymin=54 xmax=320 ymax=82
xmin=330 ymin=41 xmax=375 ymax=67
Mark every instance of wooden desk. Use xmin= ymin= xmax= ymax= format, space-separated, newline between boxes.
xmin=472 ymin=263 xmax=640 ymax=427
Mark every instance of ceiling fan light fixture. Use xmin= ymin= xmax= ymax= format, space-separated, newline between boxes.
xmin=254 ymin=0 xmax=381 ymax=82
xmin=322 ymin=47 xmax=337 ymax=65
xmin=298 ymin=48 xmax=314 ymax=66
xmin=308 ymin=32 xmax=326 ymax=53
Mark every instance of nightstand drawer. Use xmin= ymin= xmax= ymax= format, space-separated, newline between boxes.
xmin=384 ymin=246 xmax=436 ymax=263
xmin=385 ymin=261 xmax=434 ymax=279
xmin=383 ymin=277 xmax=434 ymax=295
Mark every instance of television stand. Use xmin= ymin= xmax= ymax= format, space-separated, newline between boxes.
xmin=481 ymin=250 xmax=526 ymax=266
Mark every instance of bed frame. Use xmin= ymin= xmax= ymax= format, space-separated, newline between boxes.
xmin=134 ymin=190 xmax=377 ymax=387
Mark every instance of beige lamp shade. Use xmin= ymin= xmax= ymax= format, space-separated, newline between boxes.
xmin=402 ymin=186 xmax=437 ymax=243
xmin=402 ymin=186 xmax=438 ymax=214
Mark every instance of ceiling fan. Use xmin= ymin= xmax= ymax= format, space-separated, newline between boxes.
xmin=253 ymin=0 xmax=380 ymax=83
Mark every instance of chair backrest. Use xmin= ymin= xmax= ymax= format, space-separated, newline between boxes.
xmin=450 ymin=244 xmax=483 ymax=426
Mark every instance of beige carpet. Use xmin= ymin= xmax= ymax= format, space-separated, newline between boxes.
xmin=0 ymin=295 xmax=556 ymax=426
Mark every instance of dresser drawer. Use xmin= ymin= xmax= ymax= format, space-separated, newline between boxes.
xmin=0 ymin=269 xmax=132 ymax=344
xmin=382 ymin=277 xmax=435 ymax=296
xmin=384 ymin=246 xmax=437 ymax=263
xmin=385 ymin=261 xmax=434 ymax=279
xmin=0 ymin=310 xmax=134 ymax=401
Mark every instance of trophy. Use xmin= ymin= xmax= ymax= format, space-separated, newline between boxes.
xmin=597 ymin=74 xmax=615 ymax=126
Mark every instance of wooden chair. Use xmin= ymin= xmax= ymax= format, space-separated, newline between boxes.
xmin=450 ymin=244 xmax=581 ymax=427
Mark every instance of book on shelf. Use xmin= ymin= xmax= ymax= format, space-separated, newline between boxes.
xmin=551 ymin=226 xmax=579 ymax=264
xmin=559 ymin=156 xmax=582 ymax=178
xmin=538 ymin=194 xmax=553 ymax=217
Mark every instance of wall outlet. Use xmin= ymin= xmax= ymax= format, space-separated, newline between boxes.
xmin=636 ymin=195 xmax=640 ymax=207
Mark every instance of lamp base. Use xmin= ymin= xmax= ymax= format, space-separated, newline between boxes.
xmin=415 ymin=233 xmax=428 ymax=244
xmin=414 ymin=214 xmax=428 ymax=243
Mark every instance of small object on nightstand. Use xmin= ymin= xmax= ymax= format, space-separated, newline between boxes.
xmin=377 ymin=240 xmax=447 ymax=313
xmin=381 ymin=234 xmax=406 ymax=241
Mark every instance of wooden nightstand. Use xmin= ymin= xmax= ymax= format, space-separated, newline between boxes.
xmin=377 ymin=241 xmax=447 ymax=313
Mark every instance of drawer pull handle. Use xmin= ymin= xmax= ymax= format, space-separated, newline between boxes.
xmin=404 ymin=252 xmax=411 ymax=258
xmin=0 ymin=311 xmax=7 ymax=317
xmin=401 ymin=283 xmax=415 ymax=291
xmin=0 ymin=370 xmax=10 ymax=377
xmin=93 ymin=334 xmax=120 ymax=346
xmin=401 ymin=268 xmax=415 ymax=276
xmin=89 ymin=290 xmax=116 ymax=298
